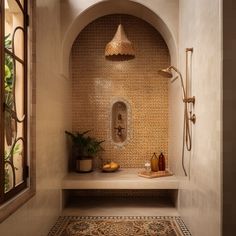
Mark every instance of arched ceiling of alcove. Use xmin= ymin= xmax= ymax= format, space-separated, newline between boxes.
xmin=61 ymin=0 xmax=177 ymax=77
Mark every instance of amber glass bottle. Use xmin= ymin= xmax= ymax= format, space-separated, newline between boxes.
xmin=150 ymin=153 xmax=158 ymax=172
xmin=158 ymin=152 xmax=166 ymax=171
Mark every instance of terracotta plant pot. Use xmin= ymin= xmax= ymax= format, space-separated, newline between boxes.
xmin=76 ymin=156 xmax=93 ymax=173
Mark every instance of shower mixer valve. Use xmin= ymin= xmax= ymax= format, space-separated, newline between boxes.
xmin=114 ymin=125 xmax=125 ymax=137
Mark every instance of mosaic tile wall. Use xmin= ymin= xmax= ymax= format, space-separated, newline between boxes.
xmin=71 ymin=15 xmax=170 ymax=168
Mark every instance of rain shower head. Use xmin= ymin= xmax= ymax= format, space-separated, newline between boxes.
xmin=158 ymin=67 xmax=173 ymax=78
xmin=158 ymin=65 xmax=186 ymax=98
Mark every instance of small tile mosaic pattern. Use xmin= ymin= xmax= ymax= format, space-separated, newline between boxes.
xmin=48 ymin=216 xmax=192 ymax=236
xmin=71 ymin=15 xmax=170 ymax=168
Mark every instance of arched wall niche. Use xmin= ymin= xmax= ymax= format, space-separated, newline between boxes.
xmin=61 ymin=0 xmax=178 ymax=77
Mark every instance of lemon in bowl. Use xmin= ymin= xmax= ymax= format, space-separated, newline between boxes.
xmin=102 ymin=161 xmax=120 ymax=172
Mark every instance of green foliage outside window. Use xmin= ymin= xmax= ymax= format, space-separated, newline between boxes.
xmin=3 ymin=34 xmax=21 ymax=192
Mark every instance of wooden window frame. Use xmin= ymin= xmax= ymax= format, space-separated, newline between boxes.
xmin=0 ymin=0 xmax=35 ymax=222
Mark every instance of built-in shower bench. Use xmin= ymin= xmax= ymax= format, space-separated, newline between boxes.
xmin=62 ymin=168 xmax=179 ymax=190
xmin=61 ymin=169 xmax=180 ymax=215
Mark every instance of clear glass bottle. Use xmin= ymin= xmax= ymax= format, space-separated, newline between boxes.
xmin=144 ymin=160 xmax=151 ymax=172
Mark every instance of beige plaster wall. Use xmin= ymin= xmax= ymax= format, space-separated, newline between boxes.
xmin=0 ymin=1 xmax=71 ymax=235
xmin=176 ymin=0 xmax=222 ymax=235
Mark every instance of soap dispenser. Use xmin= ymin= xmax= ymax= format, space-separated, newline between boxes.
xmin=158 ymin=152 xmax=166 ymax=171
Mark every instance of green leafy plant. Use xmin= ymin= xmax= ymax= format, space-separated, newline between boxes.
xmin=4 ymin=34 xmax=14 ymax=146
xmin=5 ymin=34 xmax=13 ymax=93
xmin=4 ymin=143 xmax=21 ymax=192
xmin=5 ymin=34 xmax=14 ymax=110
xmin=3 ymin=33 xmax=17 ymax=192
xmin=65 ymin=130 xmax=105 ymax=158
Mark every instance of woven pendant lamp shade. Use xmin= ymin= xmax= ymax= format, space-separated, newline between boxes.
xmin=105 ymin=24 xmax=135 ymax=57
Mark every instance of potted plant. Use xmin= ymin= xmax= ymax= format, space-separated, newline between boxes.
xmin=65 ymin=130 xmax=104 ymax=173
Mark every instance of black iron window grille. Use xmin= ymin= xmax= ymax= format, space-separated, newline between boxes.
xmin=0 ymin=0 xmax=29 ymax=204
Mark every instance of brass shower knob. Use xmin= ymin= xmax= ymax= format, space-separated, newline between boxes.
xmin=189 ymin=113 xmax=196 ymax=124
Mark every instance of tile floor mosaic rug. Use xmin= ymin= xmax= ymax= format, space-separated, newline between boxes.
xmin=48 ymin=216 xmax=191 ymax=236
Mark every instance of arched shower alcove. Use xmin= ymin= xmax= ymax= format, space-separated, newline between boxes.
xmin=70 ymin=13 xmax=170 ymax=167
xmin=61 ymin=0 xmax=183 ymax=174
xmin=61 ymin=0 xmax=182 ymax=218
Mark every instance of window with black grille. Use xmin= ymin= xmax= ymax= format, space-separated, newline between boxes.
xmin=0 ymin=0 xmax=29 ymax=204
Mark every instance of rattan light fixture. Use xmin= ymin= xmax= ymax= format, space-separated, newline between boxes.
xmin=105 ymin=24 xmax=135 ymax=57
